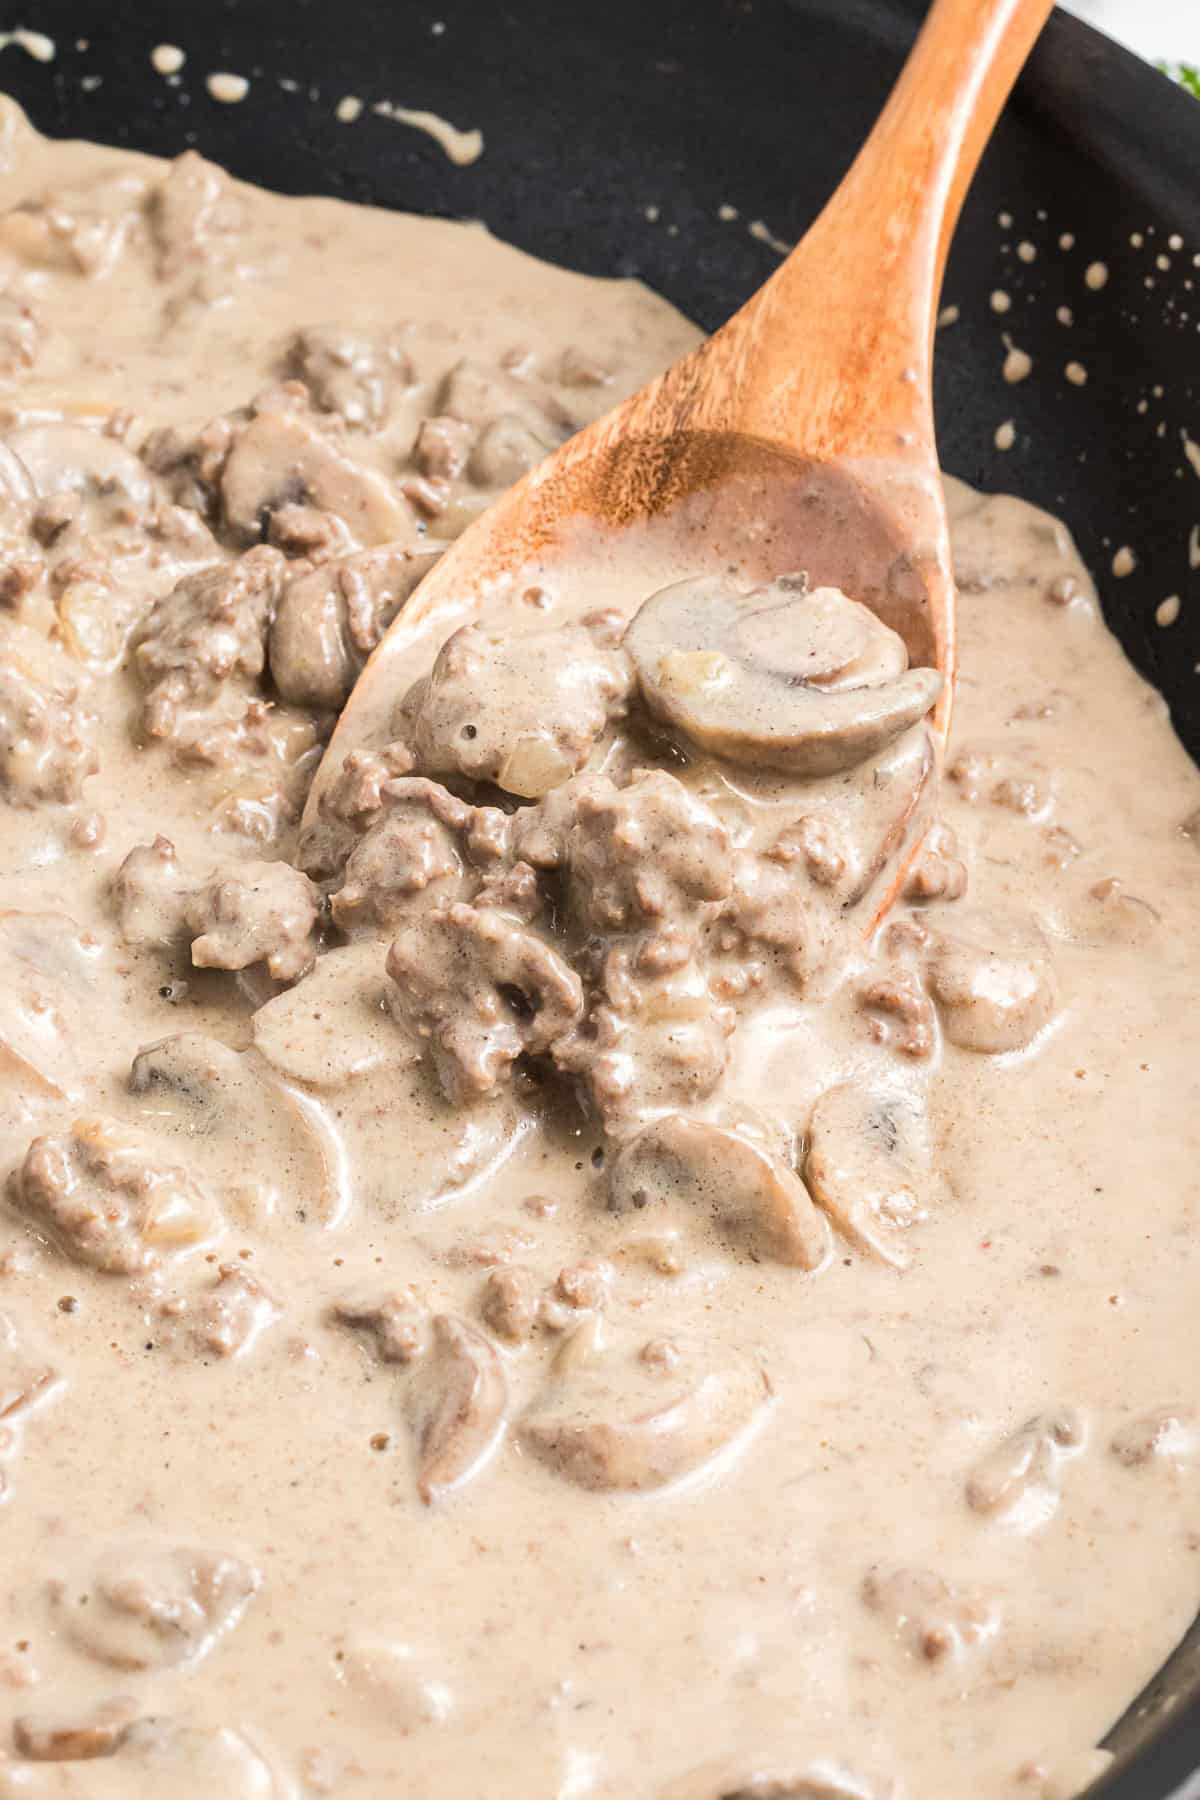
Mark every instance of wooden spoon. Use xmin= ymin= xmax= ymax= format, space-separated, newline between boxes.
xmin=306 ymin=0 xmax=1054 ymax=872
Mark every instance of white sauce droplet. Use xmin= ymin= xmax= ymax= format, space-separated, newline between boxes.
xmin=1130 ymin=231 xmax=1145 ymax=249
xmin=1065 ymin=361 xmax=1088 ymax=387
xmin=1156 ymin=595 xmax=1181 ymax=628
xmin=994 ymin=420 xmax=1016 ymax=452
xmin=371 ymin=102 xmax=483 ymax=166
xmin=1189 ymin=524 xmax=1200 ymax=569
xmin=990 ymin=290 xmax=1012 ymax=314
xmin=718 ymin=204 xmax=738 ymax=222
xmin=748 ymin=220 xmax=792 ymax=256
xmin=150 ymin=43 xmax=185 ymax=76
xmin=644 ymin=205 xmax=659 ymax=224
xmin=1056 ymin=305 xmax=1074 ymax=327
xmin=1184 ymin=433 xmax=1200 ymax=482
xmin=336 ymin=95 xmax=363 ymax=124
xmin=1168 ymin=233 xmax=1183 ymax=252
xmin=1017 ymin=240 xmax=1037 ymax=264
xmin=1058 ymin=232 xmax=1075 ymax=250
xmin=0 ymin=27 xmax=56 ymax=62
xmin=207 ymin=72 xmax=250 ymax=104
xmin=998 ymin=211 xmax=1014 ymax=229
xmin=937 ymin=304 xmax=960 ymax=329
xmin=1002 ymin=336 xmax=1032 ymax=383
xmin=1111 ymin=546 xmax=1137 ymax=578
xmin=1084 ymin=261 xmax=1108 ymax=291
xmin=1156 ymin=253 xmax=1171 ymax=272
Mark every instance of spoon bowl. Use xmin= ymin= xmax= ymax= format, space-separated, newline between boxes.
xmin=305 ymin=0 xmax=1055 ymax=903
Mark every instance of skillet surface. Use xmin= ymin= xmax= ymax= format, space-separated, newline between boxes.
xmin=2 ymin=4 xmax=1199 ymax=1794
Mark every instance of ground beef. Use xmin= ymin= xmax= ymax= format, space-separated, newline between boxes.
xmin=164 ymin=1263 xmax=282 ymax=1359
xmin=563 ymin=770 xmax=733 ymax=932
xmin=114 ymin=839 xmax=320 ymax=980
xmin=404 ymin=620 xmax=631 ymax=799
xmin=186 ymin=859 xmax=321 ymax=982
xmin=297 ymin=740 xmax=418 ymax=879
xmin=8 ymin=1115 xmax=218 ymax=1275
xmin=148 ymin=150 xmax=243 ymax=280
xmin=386 ymin=901 xmax=584 ymax=1104
xmin=330 ymin=777 xmax=472 ymax=937
xmin=0 ymin=658 xmax=97 ymax=807
xmin=555 ymin=945 xmax=736 ymax=1136
xmin=133 ymin=546 xmax=286 ymax=748
xmin=288 ymin=324 xmax=400 ymax=427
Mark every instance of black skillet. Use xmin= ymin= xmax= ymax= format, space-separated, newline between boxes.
xmin=3 ymin=2 xmax=1198 ymax=1793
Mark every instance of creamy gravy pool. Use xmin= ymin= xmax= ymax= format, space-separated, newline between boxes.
xmin=0 ymin=98 xmax=1197 ymax=1800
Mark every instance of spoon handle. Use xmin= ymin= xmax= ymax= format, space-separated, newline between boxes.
xmin=690 ymin=0 xmax=1056 ymax=460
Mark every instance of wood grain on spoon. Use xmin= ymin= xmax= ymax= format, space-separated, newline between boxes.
xmin=310 ymin=0 xmax=1055 ymax=862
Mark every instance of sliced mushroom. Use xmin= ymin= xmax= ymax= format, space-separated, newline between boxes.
xmin=659 ymin=1757 xmax=892 ymax=1800
xmin=220 ymin=408 xmax=416 ymax=548
xmin=13 ymin=1695 xmax=138 ymax=1762
xmin=1110 ymin=1406 xmax=1197 ymax=1468
xmin=803 ymin=1082 xmax=931 ymax=1266
xmin=468 ymin=414 xmax=553 ymax=487
xmin=0 ymin=912 xmax=106 ymax=1101
xmin=252 ymin=942 xmax=413 ymax=1089
xmin=129 ymin=1032 xmax=342 ymax=1227
xmin=405 ymin=1314 xmax=508 ymax=1503
xmin=269 ymin=543 xmax=445 ymax=709
xmin=5 ymin=424 xmax=153 ymax=507
xmin=436 ymin=356 xmax=575 ymax=439
xmin=964 ymin=1408 xmax=1083 ymax=1523
xmin=0 ymin=1310 xmax=60 ymax=1424
xmin=49 ymin=1541 xmax=259 ymax=1671
xmin=334 ymin=1635 xmax=456 ymax=1730
xmin=0 ymin=1719 xmax=281 ymax=1797
xmin=609 ymin=1114 xmax=827 ymax=1270
xmin=0 ymin=441 xmax=36 ymax=510
xmin=924 ymin=911 xmax=1058 ymax=1053
xmin=519 ymin=1329 xmax=769 ymax=1492
xmin=626 ymin=575 xmax=942 ymax=777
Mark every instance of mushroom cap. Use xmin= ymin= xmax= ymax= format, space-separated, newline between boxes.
xmin=519 ymin=1327 xmax=768 ymax=1492
xmin=609 ymin=1112 xmax=828 ymax=1270
xmin=627 ymin=574 xmax=942 ymax=777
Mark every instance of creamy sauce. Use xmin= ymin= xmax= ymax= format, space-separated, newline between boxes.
xmin=0 ymin=98 xmax=1197 ymax=1800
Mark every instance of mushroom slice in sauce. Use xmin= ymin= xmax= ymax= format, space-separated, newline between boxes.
xmin=5 ymin=423 xmax=153 ymax=507
xmin=804 ymin=1082 xmax=932 ymax=1266
xmin=220 ymin=406 xmax=416 ymax=548
xmin=609 ymin=1114 xmax=828 ymax=1270
xmin=12 ymin=1695 xmax=139 ymax=1763
xmin=252 ymin=942 xmax=412 ymax=1090
xmin=964 ymin=1408 xmax=1084 ymax=1525
xmin=924 ymin=910 xmax=1058 ymax=1053
xmin=406 ymin=1314 xmax=508 ymax=1503
xmin=0 ymin=1718 xmax=282 ymax=1796
xmin=269 ymin=542 xmax=445 ymax=710
xmin=49 ymin=1541 xmax=259 ymax=1671
xmin=0 ymin=912 xmax=106 ymax=1101
xmin=519 ymin=1329 xmax=769 ymax=1492
xmin=659 ymin=1757 xmax=894 ymax=1800
xmin=626 ymin=575 xmax=942 ymax=777
xmin=129 ymin=1032 xmax=342 ymax=1227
